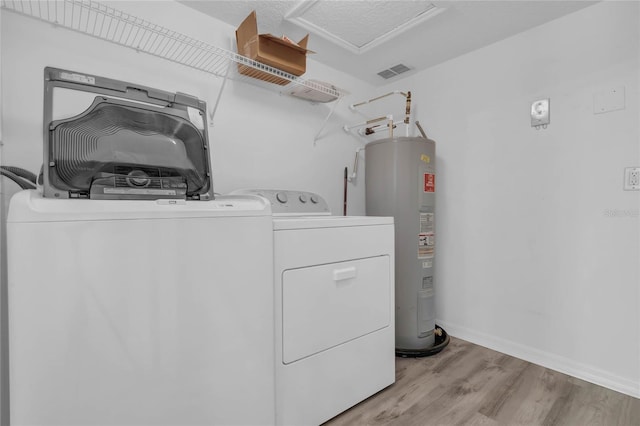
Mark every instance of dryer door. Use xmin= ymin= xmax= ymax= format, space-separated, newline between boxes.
xmin=282 ymin=255 xmax=390 ymax=364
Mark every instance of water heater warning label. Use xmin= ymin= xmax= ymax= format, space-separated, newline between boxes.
xmin=418 ymin=213 xmax=435 ymax=259
xmin=424 ymin=173 xmax=435 ymax=192
xmin=418 ymin=232 xmax=435 ymax=259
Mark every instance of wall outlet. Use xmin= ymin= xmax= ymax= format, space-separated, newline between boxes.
xmin=531 ymin=98 xmax=550 ymax=127
xmin=623 ymin=167 xmax=640 ymax=190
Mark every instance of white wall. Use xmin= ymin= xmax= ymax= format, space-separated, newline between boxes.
xmin=386 ymin=1 xmax=640 ymax=396
xmin=0 ymin=1 xmax=372 ymax=422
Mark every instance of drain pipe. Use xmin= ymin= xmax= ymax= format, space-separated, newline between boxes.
xmin=415 ymin=121 xmax=429 ymax=139
xmin=343 ymin=167 xmax=348 ymax=216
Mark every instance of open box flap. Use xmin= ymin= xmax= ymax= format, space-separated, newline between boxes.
xmin=259 ymin=34 xmax=315 ymax=54
xmin=236 ymin=11 xmax=315 ymax=55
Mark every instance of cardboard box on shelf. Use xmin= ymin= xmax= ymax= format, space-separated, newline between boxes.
xmin=235 ymin=11 xmax=314 ymax=85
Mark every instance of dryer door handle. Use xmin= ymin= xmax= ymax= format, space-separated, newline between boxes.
xmin=333 ymin=267 xmax=357 ymax=281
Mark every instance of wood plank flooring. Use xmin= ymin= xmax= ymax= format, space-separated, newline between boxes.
xmin=324 ymin=337 xmax=640 ymax=426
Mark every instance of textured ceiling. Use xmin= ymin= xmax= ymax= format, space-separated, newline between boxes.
xmin=179 ymin=1 xmax=598 ymax=86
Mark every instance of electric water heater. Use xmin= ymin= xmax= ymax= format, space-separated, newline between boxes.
xmin=365 ymin=136 xmax=436 ymax=354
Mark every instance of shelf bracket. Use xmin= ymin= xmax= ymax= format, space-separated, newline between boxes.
xmin=209 ymin=63 xmax=231 ymax=126
xmin=313 ymin=97 xmax=342 ymax=145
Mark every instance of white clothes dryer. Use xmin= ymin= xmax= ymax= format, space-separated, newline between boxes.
xmin=233 ymin=189 xmax=395 ymax=426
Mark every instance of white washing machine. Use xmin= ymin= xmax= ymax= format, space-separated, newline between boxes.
xmin=7 ymin=190 xmax=275 ymax=425
xmin=233 ymin=189 xmax=395 ymax=426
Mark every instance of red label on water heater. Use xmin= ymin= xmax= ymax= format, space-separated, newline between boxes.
xmin=424 ymin=173 xmax=435 ymax=192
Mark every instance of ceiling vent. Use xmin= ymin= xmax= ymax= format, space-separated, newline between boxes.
xmin=377 ymin=64 xmax=411 ymax=79
xmin=286 ymin=1 xmax=444 ymax=55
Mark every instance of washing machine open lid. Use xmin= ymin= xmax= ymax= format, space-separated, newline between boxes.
xmin=42 ymin=67 xmax=213 ymax=200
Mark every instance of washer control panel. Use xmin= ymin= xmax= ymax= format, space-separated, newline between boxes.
xmin=231 ymin=189 xmax=331 ymax=215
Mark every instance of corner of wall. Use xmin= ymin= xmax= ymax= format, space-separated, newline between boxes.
xmin=0 ymin=9 xmax=10 ymax=423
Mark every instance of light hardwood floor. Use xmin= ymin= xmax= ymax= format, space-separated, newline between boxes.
xmin=324 ymin=337 xmax=640 ymax=426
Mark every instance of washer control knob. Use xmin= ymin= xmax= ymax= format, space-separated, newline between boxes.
xmin=299 ymin=194 xmax=308 ymax=203
xmin=276 ymin=192 xmax=288 ymax=204
xmin=310 ymin=195 xmax=319 ymax=204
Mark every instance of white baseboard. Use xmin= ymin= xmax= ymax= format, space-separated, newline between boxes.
xmin=437 ymin=320 xmax=640 ymax=399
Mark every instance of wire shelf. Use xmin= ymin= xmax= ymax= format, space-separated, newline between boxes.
xmin=1 ymin=0 xmax=344 ymax=100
